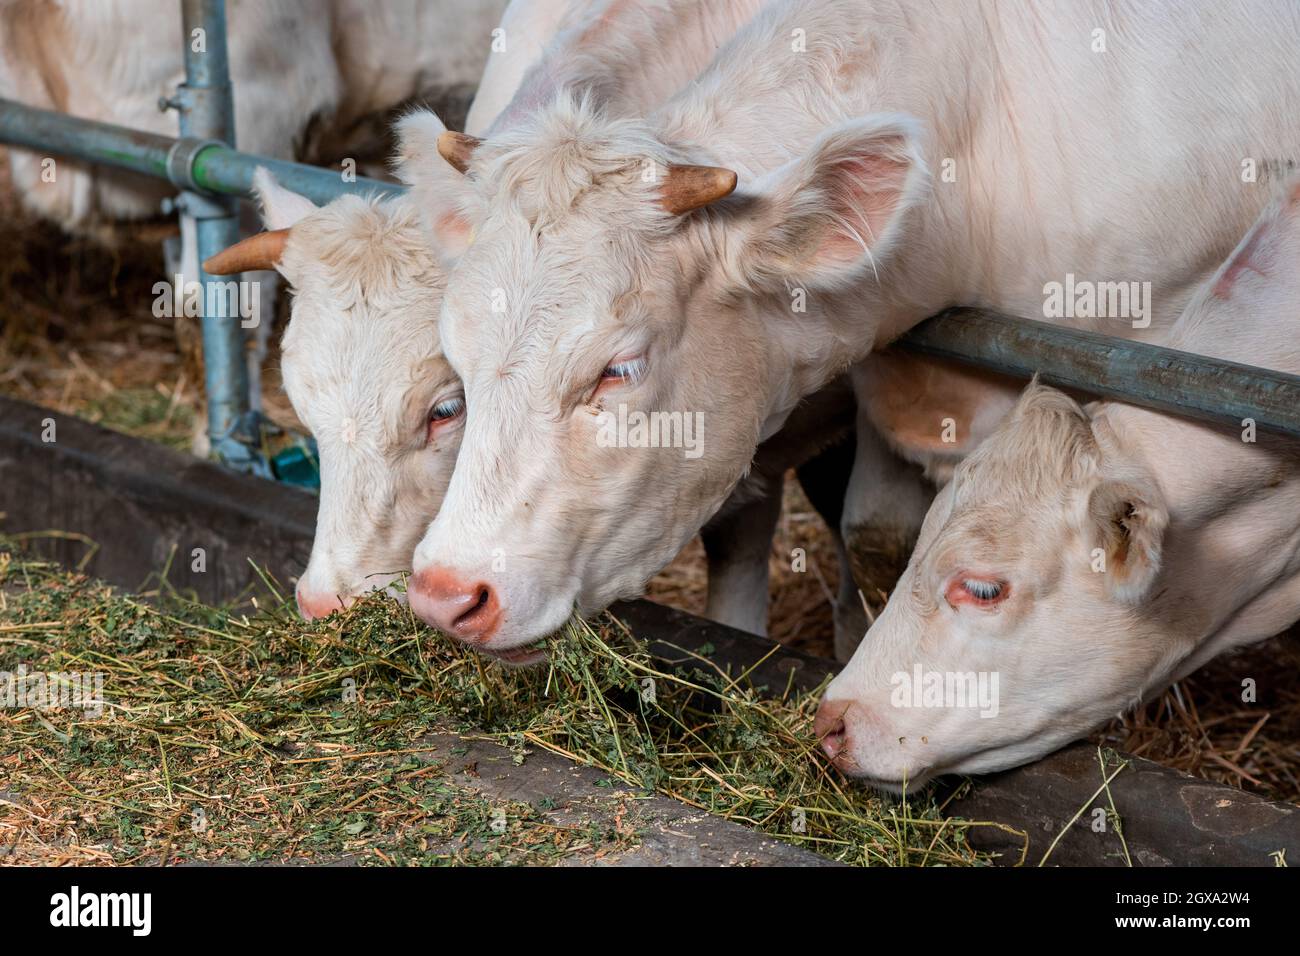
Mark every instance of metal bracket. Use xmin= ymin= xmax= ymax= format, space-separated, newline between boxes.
xmin=160 ymin=189 xmax=228 ymax=219
xmin=165 ymin=135 xmax=224 ymax=196
xmin=156 ymin=88 xmax=193 ymax=114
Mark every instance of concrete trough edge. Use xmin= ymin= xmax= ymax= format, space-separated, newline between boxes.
xmin=2 ymin=394 xmax=1297 ymax=866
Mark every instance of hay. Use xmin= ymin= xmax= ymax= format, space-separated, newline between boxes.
xmin=0 ymin=546 xmax=993 ymax=866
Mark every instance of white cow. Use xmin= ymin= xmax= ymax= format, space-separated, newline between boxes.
xmin=816 ymin=178 xmax=1300 ymax=789
xmin=193 ymin=0 xmax=565 ymax=618
xmin=398 ymin=0 xmax=1300 ymax=661
xmin=206 ymin=0 xmax=815 ymax=629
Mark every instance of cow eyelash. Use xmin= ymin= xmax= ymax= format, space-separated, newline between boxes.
xmin=600 ymin=356 xmax=647 ymax=384
xmin=427 ymin=395 xmax=465 ymax=425
xmin=960 ymin=579 xmax=1003 ymax=601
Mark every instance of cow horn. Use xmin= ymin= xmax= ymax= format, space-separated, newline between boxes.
xmin=203 ymin=229 xmax=290 ymax=275
xmin=660 ymin=164 xmax=738 ymax=215
xmin=437 ymin=131 xmax=482 ymax=174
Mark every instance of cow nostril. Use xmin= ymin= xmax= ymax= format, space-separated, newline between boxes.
xmin=297 ymin=585 xmax=346 ymax=621
xmin=453 ymin=585 xmax=494 ymax=630
xmin=820 ymin=717 xmax=847 ymax=759
xmin=814 ymin=699 xmax=851 ymax=760
xmin=409 ymin=567 xmax=502 ymax=643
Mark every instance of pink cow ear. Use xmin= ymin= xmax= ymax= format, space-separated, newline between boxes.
xmin=394 ymin=110 xmax=478 ymax=264
xmin=1087 ymin=478 xmax=1168 ymax=604
xmin=733 ymin=114 xmax=927 ymax=292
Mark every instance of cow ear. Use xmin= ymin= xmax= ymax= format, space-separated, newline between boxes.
xmin=1086 ymin=478 xmax=1168 ymax=604
xmin=253 ymin=167 xmax=318 ymax=230
xmin=394 ymin=109 xmax=476 ymax=264
xmin=732 ymin=115 xmax=926 ymax=292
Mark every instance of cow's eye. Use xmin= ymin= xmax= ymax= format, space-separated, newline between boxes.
xmin=600 ymin=356 xmax=647 ymax=385
xmin=945 ymin=576 xmax=1009 ymax=609
xmin=962 ymin=579 xmax=1002 ymax=601
xmin=426 ymin=395 xmax=465 ymax=441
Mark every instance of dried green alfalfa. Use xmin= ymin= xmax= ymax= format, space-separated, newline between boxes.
xmin=277 ymin=590 xmax=991 ymax=866
xmin=467 ymin=615 xmax=991 ymax=867
xmin=0 ymin=546 xmax=991 ymax=866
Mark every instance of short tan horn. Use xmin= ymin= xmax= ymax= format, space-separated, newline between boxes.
xmin=202 ymin=229 xmax=290 ymax=275
xmin=660 ymin=164 xmax=738 ymax=215
xmin=437 ymin=131 xmax=483 ymax=174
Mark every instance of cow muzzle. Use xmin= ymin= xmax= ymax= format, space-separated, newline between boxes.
xmin=814 ymin=696 xmax=932 ymax=793
xmin=408 ymin=566 xmax=502 ymax=644
xmin=296 ymin=585 xmax=349 ymax=621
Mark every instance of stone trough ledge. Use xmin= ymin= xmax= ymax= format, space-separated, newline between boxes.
xmin=947 ymin=742 xmax=1300 ymax=867
xmin=411 ymin=732 xmax=835 ymax=867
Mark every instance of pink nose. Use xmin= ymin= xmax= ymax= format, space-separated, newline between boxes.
xmin=814 ymin=698 xmax=853 ymax=765
xmin=296 ymin=586 xmax=346 ymax=621
xmin=408 ymin=566 xmax=501 ymax=643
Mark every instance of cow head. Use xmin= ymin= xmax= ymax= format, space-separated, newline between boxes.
xmin=206 ymin=170 xmax=462 ymax=620
xmin=394 ymin=100 xmax=926 ymax=660
xmin=815 ymin=381 xmax=1173 ymax=789
xmin=816 ymin=176 xmax=1300 ymax=789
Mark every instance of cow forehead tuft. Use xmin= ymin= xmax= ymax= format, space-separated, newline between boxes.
xmin=473 ymin=92 xmax=681 ymax=233
xmin=286 ymin=195 xmax=445 ymax=314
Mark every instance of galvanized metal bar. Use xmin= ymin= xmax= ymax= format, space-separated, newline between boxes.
xmin=178 ymin=0 xmax=253 ymax=470
xmin=179 ymin=0 xmax=235 ymax=142
xmin=190 ymin=146 xmax=405 ymax=205
xmin=0 ymin=99 xmax=173 ymax=179
xmin=0 ymin=99 xmax=402 ymax=208
xmin=896 ymin=307 xmax=1300 ymax=438
xmin=181 ymin=0 xmax=235 ymax=104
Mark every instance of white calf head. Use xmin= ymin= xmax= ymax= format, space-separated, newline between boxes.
xmin=395 ymin=100 xmax=925 ymax=658
xmin=206 ymin=171 xmax=462 ymax=619
xmin=817 ymin=382 xmax=1172 ymax=790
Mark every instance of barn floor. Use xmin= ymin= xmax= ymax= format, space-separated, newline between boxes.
xmin=2 ymin=150 xmax=1298 ymax=810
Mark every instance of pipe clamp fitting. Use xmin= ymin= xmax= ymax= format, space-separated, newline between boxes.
xmin=166 ymin=136 xmax=223 ymax=193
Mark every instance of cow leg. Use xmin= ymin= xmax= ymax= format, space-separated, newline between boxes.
xmin=169 ymin=218 xmax=212 ymax=458
xmin=842 ymin=418 xmax=931 ymax=593
xmin=700 ymin=479 xmax=783 ymax=637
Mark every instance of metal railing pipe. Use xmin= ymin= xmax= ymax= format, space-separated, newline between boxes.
xmin=896 ymin=308 xmax=1300 ymax=438
xmin=3 ymin=103 xmax=1297 ymax=442
xmin=0 ymin=99 xmax=402 ymax=207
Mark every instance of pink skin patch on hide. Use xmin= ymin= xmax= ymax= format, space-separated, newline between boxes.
xmin=1212 ymin=223 xmax=1270 ymax=300
xmin=1213 ymin=181 xmax=1300 ymax=300
xmin=435 ymin=209 xmax=472 ymax=246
